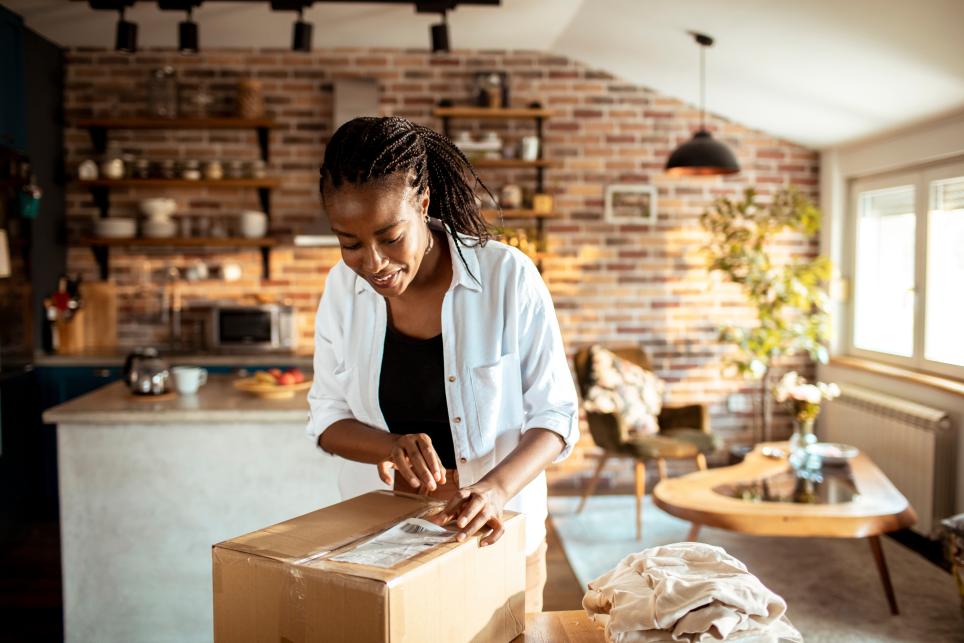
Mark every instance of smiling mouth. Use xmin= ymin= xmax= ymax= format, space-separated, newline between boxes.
xmin=369 ymin=270 xmax=401 ymax=288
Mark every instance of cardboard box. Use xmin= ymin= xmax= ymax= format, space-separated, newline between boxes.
xmin=213 ymin=490 xmax=525 ymax=643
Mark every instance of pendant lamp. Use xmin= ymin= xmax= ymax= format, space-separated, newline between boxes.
xmin=665 ymin=32 xmax=739 ymax=176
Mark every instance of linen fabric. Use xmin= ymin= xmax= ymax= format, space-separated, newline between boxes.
xmin=306 ymin=225 xmax=580 ymax=555
xmin=583 ymin=345 xmax=664 ymax=437
xmin=582 ymin=542 xmax=802 ymax=642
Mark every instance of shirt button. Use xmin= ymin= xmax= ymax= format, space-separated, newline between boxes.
xmin=448 ymin=375 xmax=456 ymax=382
xmin=453 ymin=417 xmax=461 ymax=424
xmin=459 ymin=457 xmax=467 ymax=464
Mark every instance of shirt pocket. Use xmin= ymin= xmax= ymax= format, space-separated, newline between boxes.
xmin=469 ymin=352 xmax=524 ymax=446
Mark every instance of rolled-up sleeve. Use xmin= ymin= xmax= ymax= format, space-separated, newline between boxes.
xmin=516 ymin=262 xmax=580 ymax=462
xmin=305 ymin=271 xmax=355 ymax=452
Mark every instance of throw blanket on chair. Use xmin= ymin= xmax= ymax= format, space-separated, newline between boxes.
xmin=582 ymin=542 xmax=802 ymax=642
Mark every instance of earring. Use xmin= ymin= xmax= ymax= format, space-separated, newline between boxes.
xmin=424 ymin=214 xmax=429 ymax=223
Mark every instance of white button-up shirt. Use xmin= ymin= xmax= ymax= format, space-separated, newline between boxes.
xmin=306 ymin=229 xmax=579 ymax=555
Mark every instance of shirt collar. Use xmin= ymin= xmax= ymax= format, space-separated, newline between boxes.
xmin=353 ymin=222 xmax=483 ymax=295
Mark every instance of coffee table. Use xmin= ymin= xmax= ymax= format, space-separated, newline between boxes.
xmin=653 ymin=442 xmax=916 ymax=615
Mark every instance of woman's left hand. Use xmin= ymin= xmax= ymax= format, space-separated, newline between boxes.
xmin=430 ymin=480 xmax=507 ymax=546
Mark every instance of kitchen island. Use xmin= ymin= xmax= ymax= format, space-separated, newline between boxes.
xmin=44 ymin=375 xmax=378 ymax=643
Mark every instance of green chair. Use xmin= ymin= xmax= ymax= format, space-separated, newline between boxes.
xmin=573 ymin=346 xmax=719 ymax=541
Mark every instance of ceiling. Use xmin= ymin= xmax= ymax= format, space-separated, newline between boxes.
xmin=6 ymin=0 xmax=964 ymax=148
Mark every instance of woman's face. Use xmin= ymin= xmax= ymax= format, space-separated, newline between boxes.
xmin=324 ymin=177 xmax=432 ymax=298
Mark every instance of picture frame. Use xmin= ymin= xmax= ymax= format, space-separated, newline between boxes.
xmin=604 ymin=184 xmax=658 ymax=224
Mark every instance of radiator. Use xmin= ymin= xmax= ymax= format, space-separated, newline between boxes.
xmin=821 ymin=384 xmax=955 ymax=537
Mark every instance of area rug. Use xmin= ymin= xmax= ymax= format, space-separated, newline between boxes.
xmin=548 ymin=495 xmax=963 ymax=642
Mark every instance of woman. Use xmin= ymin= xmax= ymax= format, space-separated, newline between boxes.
xmin=306 ymin=116 xmax=578 ymax=612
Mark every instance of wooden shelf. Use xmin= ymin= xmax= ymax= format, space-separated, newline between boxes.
xmin=472 ymin=159 xmax=556 ymax=169
xmin=433 ymin=107 xmax=553 ymax=120
xmin=78 ymin=237 xmax=279 ymax=248
xmin=483 ymin=209 xmax=560 ymax=220
xmin=72 ymin=178 xmax=281 ymax=189
xmin=74 ymin=117 xmax=278 ymax=130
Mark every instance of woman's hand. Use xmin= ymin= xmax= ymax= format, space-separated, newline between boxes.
xmin=430 ymin=480 xmax=507 ymax=546
xmin=377 ymin=433 xmax=447 ymax=493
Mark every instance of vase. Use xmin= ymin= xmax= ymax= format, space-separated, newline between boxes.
xmin=788 ymin=417 xmax=817 ymax=469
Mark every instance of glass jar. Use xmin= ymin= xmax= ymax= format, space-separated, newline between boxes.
xmin=148 ymin=67 xmax=179 ymax=119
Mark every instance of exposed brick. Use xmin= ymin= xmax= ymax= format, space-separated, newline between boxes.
xmin=62 ymin=46 xmax=819 ymax=460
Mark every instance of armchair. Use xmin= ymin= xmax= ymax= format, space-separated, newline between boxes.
xmin=573 ymin=346 xmax=720 ymax=540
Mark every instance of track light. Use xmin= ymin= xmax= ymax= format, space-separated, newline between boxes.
xmin=292 ymin=8 xmax=313 ymax=52
xmin=431 ymin=11 xmax=449 ymax=53
xmin=178 ymin=7 xmax=199 ymax=54
xmin=115 ymin=7 xmax=137 ymax=53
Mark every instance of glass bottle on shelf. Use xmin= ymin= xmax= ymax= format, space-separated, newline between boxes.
xmin=148 ymin=67 xmax=179 ymax=119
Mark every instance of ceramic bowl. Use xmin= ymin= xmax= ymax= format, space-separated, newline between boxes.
xmin=139 ymin=198 xmax=177 ymax=220
xmin=239 ymin=210 xmax=268 ymax=238
xmin=141 ymin=219 xmax=178 ymax=239
xmin=93 ymin=218 xmax=136 ymax=239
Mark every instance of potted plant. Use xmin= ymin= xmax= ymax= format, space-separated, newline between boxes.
xmin=700 ymin=186 xmax=832 ymax=444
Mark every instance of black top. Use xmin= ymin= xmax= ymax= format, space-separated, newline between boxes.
xmin=378 ymin=325 xmax=456 ymax=470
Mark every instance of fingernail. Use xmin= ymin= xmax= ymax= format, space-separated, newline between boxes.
xmin=457 ymin=533 xmax=465 ymax=541
xmin=410 ymin=478 xmax=419 ymax=486
xmin=458 ymin=519 xmax=465 ymax=527
xmin=434 ymin=472 xmax=441 ymax=482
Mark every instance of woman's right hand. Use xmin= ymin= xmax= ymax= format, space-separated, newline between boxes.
xmin=377 ymin=433 xmax=447 ymax=493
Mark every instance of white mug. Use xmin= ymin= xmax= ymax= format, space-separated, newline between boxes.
xmin=172 ymin=366 xmax=207 ymax=395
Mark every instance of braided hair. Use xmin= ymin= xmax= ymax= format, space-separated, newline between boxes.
xmin=319 ymin=116 xmax=494 ymax=276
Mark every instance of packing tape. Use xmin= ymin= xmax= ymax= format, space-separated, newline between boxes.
xmin=279 ymin=565 xmax=307 ymax=643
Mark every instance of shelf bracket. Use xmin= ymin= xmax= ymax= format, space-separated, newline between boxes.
xmin=88 ymin=127 xmax=107 ymax=155
xmin=257 ymin=127 xmax=270 ymax=163
xmin=90 ymin=185 xmax=110 ymax=219
xmin=259 ymin=245 xmax=271 ymax=280
xmin=91 ymin=245 xmax=109 ymax=280
xmin=257 ymin=187 xmax=271 ymax=216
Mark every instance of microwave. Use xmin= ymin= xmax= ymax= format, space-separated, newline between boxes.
xmin=206 ymin=304 xmax=295 ymax=352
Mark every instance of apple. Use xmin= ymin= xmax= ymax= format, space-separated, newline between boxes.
xmin=287 ymin=368 xmax=305 ymax=384
xmin=278 ymin=372 xmax=297 ymax=386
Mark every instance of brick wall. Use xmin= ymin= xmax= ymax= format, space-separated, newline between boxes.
xmin=63 ymin=47 xmax=819 ymax=463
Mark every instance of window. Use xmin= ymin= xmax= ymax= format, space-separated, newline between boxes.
xmin=849 ymin=160 xmax=964 ymax=378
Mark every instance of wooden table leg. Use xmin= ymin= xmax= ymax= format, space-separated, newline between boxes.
xmin=868 ymin=535 xmax=899 ymax=615
xmin=687 ymin=523 xmax=702 ymax=541
xmin=635 ymin=460 xmax=646 ymax=542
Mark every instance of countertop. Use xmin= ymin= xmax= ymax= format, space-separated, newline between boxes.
xmin=43 ymin=374 xmax=310 ymax=425
xmin=34 ymin=349 xmax=314 ymax=368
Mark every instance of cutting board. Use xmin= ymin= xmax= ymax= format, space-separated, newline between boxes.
xmin=80 ymin=281 xmax=117 ymax=350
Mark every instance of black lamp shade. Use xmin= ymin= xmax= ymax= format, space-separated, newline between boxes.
xmin=431 ymin=22 xmax=449 ymax=53
xmin=179 ymin=19 xmax=199 ymax=53
xmin=665 ymin=130 xmax=740 ymax=176
xmin=115 ymin=19 xmax=137 ymax=53
xmin=292 ymin=20 xmax=312 ymax=52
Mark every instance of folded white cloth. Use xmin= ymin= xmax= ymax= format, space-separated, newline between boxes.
xmin=582 ymin=542 xmax=802 ymax=642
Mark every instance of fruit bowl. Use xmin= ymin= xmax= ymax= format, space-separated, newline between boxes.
xmin=233 ymin=377 xmax=312 ymax=399
xmin=233 ymin=368 xmax=310 ymax=399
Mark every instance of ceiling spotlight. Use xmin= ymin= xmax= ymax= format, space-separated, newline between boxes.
xmin=179 ymin=7 xmax=199 ymax=54
xmin=115 ymin=7 xmax=137 ymax=54
xmin=431 ymin=12 xmax=449 ymax=53
xmin=292 ymin=8 xmax=313 ymax=52
xmin=665 ymin=32 xmax=740 ymax=176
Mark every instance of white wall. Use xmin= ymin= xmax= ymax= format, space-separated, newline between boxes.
xmin=819 ymin=108 xmax=964 ymax=518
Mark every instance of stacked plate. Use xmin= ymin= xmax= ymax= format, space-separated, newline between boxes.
xmin=93 ymin=218 xmax=136 ymax=239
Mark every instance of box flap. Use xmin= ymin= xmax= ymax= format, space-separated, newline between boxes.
xmin=214 ymin=491 xmax=435 ymax=563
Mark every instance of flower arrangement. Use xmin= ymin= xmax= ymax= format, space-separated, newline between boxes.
xmin=773 ymin=371 xmax=840 ymax=422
